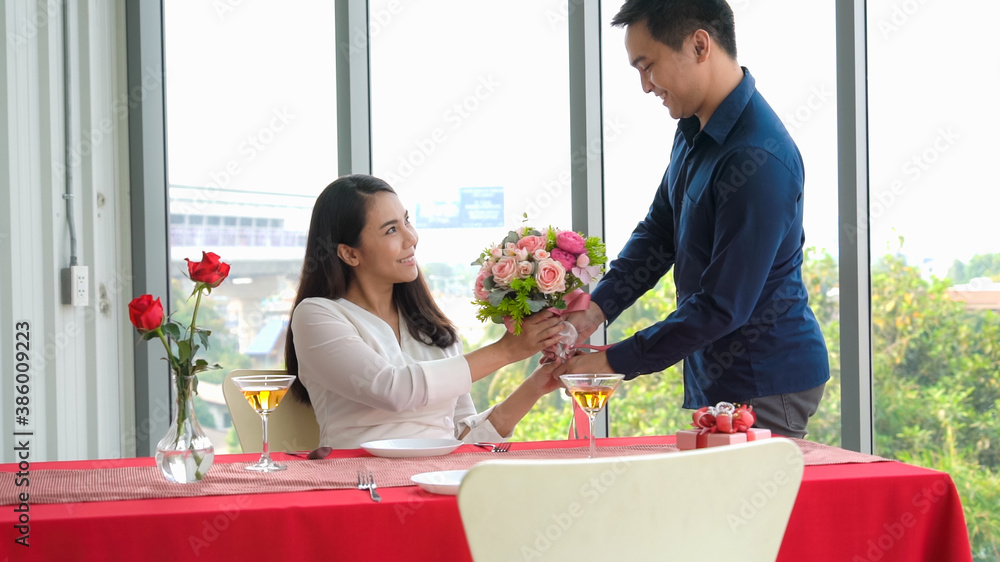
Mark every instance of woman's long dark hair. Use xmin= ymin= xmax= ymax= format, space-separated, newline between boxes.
xmin=286 ymin=174 xmax=457 ymax=404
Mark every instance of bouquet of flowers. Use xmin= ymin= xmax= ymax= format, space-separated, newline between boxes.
xmin=471 ymin=225 xmax=607 ymax=335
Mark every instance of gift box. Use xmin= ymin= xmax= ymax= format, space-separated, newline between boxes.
xmin=675 ymin=428 xmax=771 ymax=450
xmin=677 ymin=402 xmax=772 ymax=450
xmin=676 ymin=429 xmax=708 ymax=450
xmin=745 ymin=428 xmax=771 ymax=441
xmin=707 ymin=432 xmax=747 ymax=447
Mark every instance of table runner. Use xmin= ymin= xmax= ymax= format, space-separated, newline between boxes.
xmin=1 ymin=438 xmax=889 ymax=505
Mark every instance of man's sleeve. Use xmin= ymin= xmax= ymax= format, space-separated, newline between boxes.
xmin=606 ymin=148 xmax=801 ymax=377
xmin=590 ymin=172 xmax=676 ymax=324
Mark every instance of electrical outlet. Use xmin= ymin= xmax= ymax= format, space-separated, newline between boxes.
xmin=61 ymin=265 xmax=89 ymax=306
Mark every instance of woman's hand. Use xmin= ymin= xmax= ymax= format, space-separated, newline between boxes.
xmin=485 ymin=356 xmax=574 ymax=437
xmin=524 ymin=359 xmax=572 ymax=397
xmin=497 ymin=311 xmax=566 ymax=363
xmin=466 ymin=312 xmax=568 ymax=383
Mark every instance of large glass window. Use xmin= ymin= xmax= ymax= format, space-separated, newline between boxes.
xmin=867 ymin=1 xmax=1000 ymax=557
xmin=601 ymin=1 xmax=842 ymax=443
xmin=164 ymin=1 xmax=337 ymax=452
xmin=370 ymin=0 xmax=574 ymax=439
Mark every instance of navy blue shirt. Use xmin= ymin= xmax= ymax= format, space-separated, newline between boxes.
xmin=592 ymin=69 xmax=830 ymax=409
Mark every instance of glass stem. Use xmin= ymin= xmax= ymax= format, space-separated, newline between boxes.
xmin=260 ymin=412 xmax=271 ymax=463
xmin=588 ymin=413 xmax=597 ymax=458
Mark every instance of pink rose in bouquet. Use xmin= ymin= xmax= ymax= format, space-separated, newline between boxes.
xmin=471 ymin=224 xmax=607 ymax=335
xmin=516 ymin=260 xmax=534 ymax=278
xmin=535 ymin=259 xmax=567 ymax=294
xmin=516 ymin=235 xmax=547 ymax=255
xmin=491 ymin=256 xmax=517 ymax=286
xmin=474 ymin=267 xmax=492 ymax=301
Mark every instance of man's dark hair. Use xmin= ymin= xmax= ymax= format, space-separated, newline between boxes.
xmin=611 ymin=0 xmax=737 ymax=60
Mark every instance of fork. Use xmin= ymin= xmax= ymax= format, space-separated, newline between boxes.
xmin=357 ymin=470 xmax=381 ymax=502
xmin=474 ymin=442 xmax=512 ymax=453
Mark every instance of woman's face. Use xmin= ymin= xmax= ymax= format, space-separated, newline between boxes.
xmin=347 ymin=191 xmax=419 ymax=286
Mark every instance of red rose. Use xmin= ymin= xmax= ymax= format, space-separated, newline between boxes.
xmin=128 ymin=295 xmax=164 ymax=332
xmin=185 ymin=252 xmax=231 ymax=287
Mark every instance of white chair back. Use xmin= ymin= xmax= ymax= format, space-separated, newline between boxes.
xmin=457 ymin=438 xmax=803 ymax=562
xmin=222 ymin=369 xmax=320 ymax=453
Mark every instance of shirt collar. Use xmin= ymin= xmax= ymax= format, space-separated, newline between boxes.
xmin=678 ymin=67 xmax=756 ymax=146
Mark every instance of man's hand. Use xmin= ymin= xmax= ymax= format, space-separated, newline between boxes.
xmin=561 ymin=301 xmax=606 ymax=345
xmin=561 ymin=349 xmax=615 ymax=375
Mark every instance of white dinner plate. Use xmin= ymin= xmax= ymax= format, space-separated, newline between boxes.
xmin=411 ymin=470 xmax=468 ymax=495
xmin=360 ymin=438 xmax=463 ymax=458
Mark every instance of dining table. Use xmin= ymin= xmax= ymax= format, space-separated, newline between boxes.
xmin=0 ymin=435 xmax=973 ymax=561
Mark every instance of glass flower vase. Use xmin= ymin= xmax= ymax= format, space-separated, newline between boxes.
xmin=155 ymin=372 xmax=214 ymax=483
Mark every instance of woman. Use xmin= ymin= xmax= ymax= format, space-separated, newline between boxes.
xmin=286 ymin=174 xmax=567 ymax=449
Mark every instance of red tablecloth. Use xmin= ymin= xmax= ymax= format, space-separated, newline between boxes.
xmin=0 ymin=436 xmax=972 ymax=562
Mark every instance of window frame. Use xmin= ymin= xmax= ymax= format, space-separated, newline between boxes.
xmin=129 ymin=0 xmax=873 ymax=453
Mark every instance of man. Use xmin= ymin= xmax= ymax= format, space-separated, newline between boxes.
xmin=563 ymin=0 xmax=829 ymax=438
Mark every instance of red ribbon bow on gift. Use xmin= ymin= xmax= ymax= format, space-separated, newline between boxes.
xmin=691 ymin=402 xmax=757 ymax=434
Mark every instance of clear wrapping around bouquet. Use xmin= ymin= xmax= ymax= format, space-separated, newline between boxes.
xmin=553 ymin=321 xmax=578 ymax=361
xmin=470 ymin=225 xmax=607 ymax=334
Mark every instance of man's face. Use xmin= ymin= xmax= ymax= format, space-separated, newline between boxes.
xmin=624 ymin=22 xmax=704 ymax=120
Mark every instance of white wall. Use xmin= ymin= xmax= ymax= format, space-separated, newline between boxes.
xmin=0 ymin=0 xmax=134 ymax=462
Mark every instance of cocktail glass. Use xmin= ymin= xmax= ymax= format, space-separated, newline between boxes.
xmin=559 ymin=373 xmax=625 ymax=458
xmin=231 ymin=374 xmax=297 ymax=472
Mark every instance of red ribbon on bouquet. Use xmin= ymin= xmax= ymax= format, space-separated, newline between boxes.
xmin=691 ymin=402 xmax=757 ymax=435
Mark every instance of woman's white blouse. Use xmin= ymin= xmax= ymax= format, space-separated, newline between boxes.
xmin=291 ymin=297 xmax=507 ymax=448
